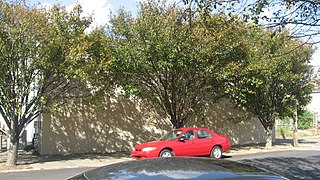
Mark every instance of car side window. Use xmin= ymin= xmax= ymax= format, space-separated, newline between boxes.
xmin=196 ymin=130 xmax=213 ymax=139
xmin=181 ymin=130 xmax=195 ymax=140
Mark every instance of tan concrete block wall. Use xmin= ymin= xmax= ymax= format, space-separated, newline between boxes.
xmin=40 ymin=97 xmax=172 ymax=155
xmin=40 ymin=97 xmax=266 ymax=155
xmin=188 ymin=100 xmax=266 ymax=145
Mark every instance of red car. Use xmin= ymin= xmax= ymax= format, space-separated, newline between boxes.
xmin=131 ymin=127 xmax=231 ymax=159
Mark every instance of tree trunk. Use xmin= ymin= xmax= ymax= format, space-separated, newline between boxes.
xmin=265 ymin=127 xmax=273 ymax=149
xmin=293 ymin=129 xmax=299 ymax=147
xmin=171 ymin=116 xmax=184 ymax=128
xmin=175 ymin=121 xmax=184 ymax=128
xmin=260 ymin=116 xmax=275 ymax=149
xmin=293 ymin=104 xmax=299 ymax=147
xmin=6 ymin=136 xmax=19 ymax=167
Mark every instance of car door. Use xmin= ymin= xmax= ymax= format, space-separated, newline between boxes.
xmin=173 ymin=130 xmax=198 ymax=156
xmin=193 ymin=130 xmax=215 ymax=156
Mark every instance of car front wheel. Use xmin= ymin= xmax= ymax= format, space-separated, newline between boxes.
xmin=210 ymin=146 xmax=222 ymax=159
xmin=159 ymin=149 xmax=173 ymax=157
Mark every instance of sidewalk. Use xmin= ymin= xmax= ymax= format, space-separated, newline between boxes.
xmin=0 ymin=135 xmax=319 ymax=173
xmin=225 ymin=135 xmax=320 ymax=156
xmin=0 ymin=152 xmax=133 ymax=172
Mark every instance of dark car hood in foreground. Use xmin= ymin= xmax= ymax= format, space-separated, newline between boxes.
xmin=68 ymin=157 xmax=287 ymax=180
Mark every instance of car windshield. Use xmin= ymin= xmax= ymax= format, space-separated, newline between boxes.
xmin=160 ymin=130 xmax=182 ymax=140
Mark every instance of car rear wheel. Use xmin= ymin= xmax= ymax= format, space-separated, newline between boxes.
xmin=159 ymin=149 xmax=173 ymax=157
xmin=210 ymin=146 xmax=222 ymax=159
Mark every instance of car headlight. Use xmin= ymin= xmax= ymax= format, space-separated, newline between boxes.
xmin=142 ymin=147 xmax=157 ymax=152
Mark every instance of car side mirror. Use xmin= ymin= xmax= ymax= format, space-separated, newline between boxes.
xmin=178 ymin=137 xmax=185 ymax=142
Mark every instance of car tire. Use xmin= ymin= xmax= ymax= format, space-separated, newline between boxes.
xmin=210 ymin=146 xmax=222 ymax=159
xmin=159 ymin=149 xmax=173 ymax=158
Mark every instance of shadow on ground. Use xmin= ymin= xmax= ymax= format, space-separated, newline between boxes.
xmin=229 ymin=137 xmax=318 ymax=152
xmin=240 ymin=155 xmax=320 ymax=180
xmin=275 ymin=138 xmax=319 ymax=146
xmin=0 ymin=152 xmax=131 ymax=165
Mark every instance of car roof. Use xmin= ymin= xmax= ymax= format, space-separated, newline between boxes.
xmin=176 ymin=127 xmax=211 ymax=131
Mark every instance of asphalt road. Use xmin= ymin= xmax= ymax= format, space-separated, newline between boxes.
xmin=231 ymin=150 xmax=320 ymax=180
xmin=0 ymin=150 xmax=319 ymax=179
xmin=0 ymin=167 xmax=93 ymax=179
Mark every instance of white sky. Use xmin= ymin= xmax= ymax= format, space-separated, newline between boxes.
xmin=28 ymin=0 xmax=146 ymax=28
xmin=311 ymin=50 xmax=320 ymax=67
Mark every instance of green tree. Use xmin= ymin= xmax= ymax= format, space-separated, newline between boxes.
xmin=83 ymin=27 xmax=115 ymax=92
xmin=298 ymin=109 xmax=313 ymax=130
xmin=0 ymin=1 xmax=99 ymax=166
xmin=224 ymin=29 xmax=314 ymax=148
xmin=109 ymin=0 xmax=250 ymax=128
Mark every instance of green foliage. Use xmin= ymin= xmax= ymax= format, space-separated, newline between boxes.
xmin=224 ymin=28 xmax=314 ymax=146
xmin=275 ymin=127 xmax=292 ymax=139
xmin=0 ymin=1 xmax=91 ymax=119
xmin=0 ymin=0 xmax=109 ymax=166
xmin=298 ymin=109 xmax=313 ymax=130
xmin=109 ymin=0 xmax=251 ymax=128
xmin=84 ymin=27 xmax=114 ymax=91
xmin=275 ymin=127 xmax=310 ymax=138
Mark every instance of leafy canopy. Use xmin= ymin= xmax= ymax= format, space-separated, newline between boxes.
xmin=0 ymin=0 xmax=111 ymax=166
xmin=224 ymin=28 xmax=314 ymax=147
xmin=109 ymin=0 xmax=251 ymax=128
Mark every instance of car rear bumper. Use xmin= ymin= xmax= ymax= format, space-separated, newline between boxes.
xmin=222 ymin=142 xmax=231 ymax=152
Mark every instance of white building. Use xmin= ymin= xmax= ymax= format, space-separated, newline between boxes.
xmin=0 ymin=116 xmax=38 ymax=150
xmin=307 ymin=92 xmax=320 ymax=128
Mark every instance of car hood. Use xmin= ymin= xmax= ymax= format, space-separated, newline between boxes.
xmin=68 ymin=157 xmax=287 ymax=180
xmin=134 ymin=140 xmax=173 ymax=150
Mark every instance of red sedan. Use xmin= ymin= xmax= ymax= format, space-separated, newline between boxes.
xmin=131 ymin=127 xmax=231 ymax=159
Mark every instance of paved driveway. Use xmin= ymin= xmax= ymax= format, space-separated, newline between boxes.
xmin=224 ymin=136 xmax=320 ymax=179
